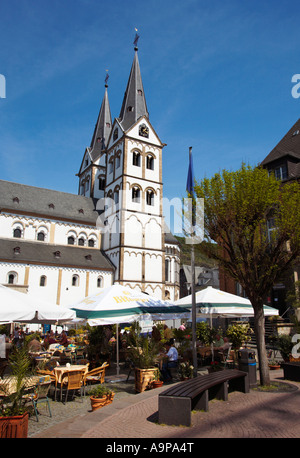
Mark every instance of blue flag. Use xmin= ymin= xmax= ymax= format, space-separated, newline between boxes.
xmin=186 ymin=147 xmax=194 ymax=195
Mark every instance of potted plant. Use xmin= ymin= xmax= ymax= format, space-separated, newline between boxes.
xmin=128 ymin=321 xmax=160 ymax=392
xmin=178 ymin=361 xmax=194 ymax=380
xmin=0 ymin=346 xmax=33 ymax=438
xmin=151 ymin=370 xmax=164 ymax=389
xmin=226 ymin=323 xmax=251 ymax=362
xmin=275 ymin=334 xmax=294 ymax=362
xmin=268 ymin=359 xmax=281 ymax=370
xmin=89 ymin=385 xmax=115 ymax=411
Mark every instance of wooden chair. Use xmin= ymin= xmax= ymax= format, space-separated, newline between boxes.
xmin=83 ymin=362 xmax=109 ymax=393
xmin=75 ymin=359 xmax=89 ymax=366
xmin=74 ymin=348 xmax=85 ymax=362
xmin=62 ymin=349 xmax=73 ymax=364
xmin=221 ymin=346 xmax=235 ymax=369
xmin=60 ymin=370 xmax=85 ymax=404
xmin=24 ymin=380 xmax=52 ymax=422
xmin=36 ymin=369 xmax=56 ymax=384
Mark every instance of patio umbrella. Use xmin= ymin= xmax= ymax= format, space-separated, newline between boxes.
xmin=69 ymin=284 xmax=189 ymax=376
xmin=70 ymin=284 xmax=189 ymax=325
xmin=174 ymin=286 xmax=279 ymax=318
xmin=0 ymin=284 xmax=76 ymax=324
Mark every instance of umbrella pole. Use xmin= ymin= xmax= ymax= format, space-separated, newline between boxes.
xmin=191 ymin=245 xmax=198 ymax=377
xmin=116 ymin=323 xmax=120 ymax=376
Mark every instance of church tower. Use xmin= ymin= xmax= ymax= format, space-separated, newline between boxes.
xmin=102 ymin=38 xmax=166 ymax=299
xmin=77 ymin=75 xmax=112 ymax=199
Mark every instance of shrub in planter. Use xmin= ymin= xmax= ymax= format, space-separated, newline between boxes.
xmin=89 ymin=385 xmax=115 ymax=411
xmin=127 ymin=321 xmax=160 ymax=392
xmin=0 ymin=346 xmax=33 ymax=438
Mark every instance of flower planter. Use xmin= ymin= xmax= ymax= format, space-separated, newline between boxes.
xmin=134 ymin=367 xmax=159 ymax=393
xmin=90 ymin=392 xmax=115 ymax=411
xmin=269 ymin=365 xmax=281 ymax=370
xmin=152 ymin=380 xmax=164 ymax=389
xmin=0 ymin=412 xmax=29 ymax=438
xmin=90 ymin=396 xmax=108 ymax=411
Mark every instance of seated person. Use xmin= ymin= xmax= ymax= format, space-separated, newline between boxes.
xmin=58 ymin=330 xmax=69 ymax=347
xmin=161 ymin=339 xmax=178 ymax=382
xmin=28 ymin=337 xmax=42 ymax=353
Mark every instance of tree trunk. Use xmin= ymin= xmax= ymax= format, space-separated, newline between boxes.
xmin=253 ymin=304 xmax=270 ymax=386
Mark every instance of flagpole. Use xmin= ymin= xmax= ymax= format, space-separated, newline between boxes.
xmin=186 ymin=146 xmax=197 ymax=378
xmin=191 ymin=243 xmax=197 ymax=377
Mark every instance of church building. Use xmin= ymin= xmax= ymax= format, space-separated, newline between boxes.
xmin=0 ymin=39 xmax=180 ymax=308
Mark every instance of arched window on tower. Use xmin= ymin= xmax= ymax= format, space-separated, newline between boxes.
xmin=98 ymin=176 xmax=105 ymax=191
xmin=132 ymin=186 xmax=140 ymax=203
xmin=165 ymin=259 xmax=171 ymax=282
xmin=146 ymin=155 xmax=154 ymax=170
xmin=132 ymin=152 xmax=141 ymax=167
xmin=97 ymin=276 xmax=103 ymax=288
xmin=146 ymin=190 xmax=154 ymax=206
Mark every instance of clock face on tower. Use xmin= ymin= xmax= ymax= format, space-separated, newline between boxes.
xmin=139 ymin=123 xmax=149 ymax=138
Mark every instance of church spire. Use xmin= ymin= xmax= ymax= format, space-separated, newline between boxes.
xmin=118 ymin=32 xmax=149 ymax=131
xmin=90 ymin=72 xmax=112 ymax=160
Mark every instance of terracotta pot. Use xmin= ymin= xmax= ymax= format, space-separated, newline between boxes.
xmin=0 ymin=412 xmax=29 ymax=438
xmin=90 ymin=396 xmax=107 ymax=411
xmin=269 ymin=365 xmax=281 ymax=370
xmin=152 ymin=380 xmax=164 ymax=388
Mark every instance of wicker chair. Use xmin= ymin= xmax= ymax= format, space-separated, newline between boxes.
xmin=83 ymin=362 xmax=109 ymax=394
xmin=55 ymin=370 xmax=84 ymax=404
xmin=36 ymin=369 xmax=56 ymax=383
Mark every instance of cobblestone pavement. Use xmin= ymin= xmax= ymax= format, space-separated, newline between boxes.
xmin=30 ymin=368 xmax=300 ymax=439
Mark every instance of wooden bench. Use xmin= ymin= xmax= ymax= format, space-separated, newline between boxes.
xmin=158 ymin=369 xmax=249 ymax=426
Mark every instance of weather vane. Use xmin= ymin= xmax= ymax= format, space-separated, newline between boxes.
xmin=105 ymin=69 xmax=109 ymax=87
xmin=133 ymin=28 xmax=140 ymax=49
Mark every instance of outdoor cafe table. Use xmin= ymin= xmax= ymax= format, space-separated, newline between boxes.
xmin=0 ymin=375 xmax=41 ymax=397
xmin=53 ymin=364 xmax=88 ymax=383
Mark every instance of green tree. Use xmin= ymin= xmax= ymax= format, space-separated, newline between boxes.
xmin=194 ymin=163 xmax=300 ymax=385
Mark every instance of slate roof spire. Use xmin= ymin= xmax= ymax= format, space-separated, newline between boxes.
xmin=90 ymin=72 xmax=112 ymax=160
xmin=118 ymin=33 xmax=149 ymax=131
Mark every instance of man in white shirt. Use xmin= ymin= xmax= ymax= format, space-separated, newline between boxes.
xmin=161 ymin=339 xmax=178 ymax=382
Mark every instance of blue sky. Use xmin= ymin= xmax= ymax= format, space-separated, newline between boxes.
xmin=0 ymin=0 xmax=300 ymax=207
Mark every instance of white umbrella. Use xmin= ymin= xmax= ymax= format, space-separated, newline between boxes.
xmin=70 ymin=284 xmax=189 ymax=325
xmin=0 ymin=284 xmax=76 ymax=324
xmin=70 ymin=284 xmax=189 ymax=376
xmin=174 ymin=286 xmax=279 ymax=318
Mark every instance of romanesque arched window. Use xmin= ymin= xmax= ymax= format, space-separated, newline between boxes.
xmin=132 ymin=186 xmax=140 ymax=203
xmin=132 ymin=151 xmax=141 ymax=167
